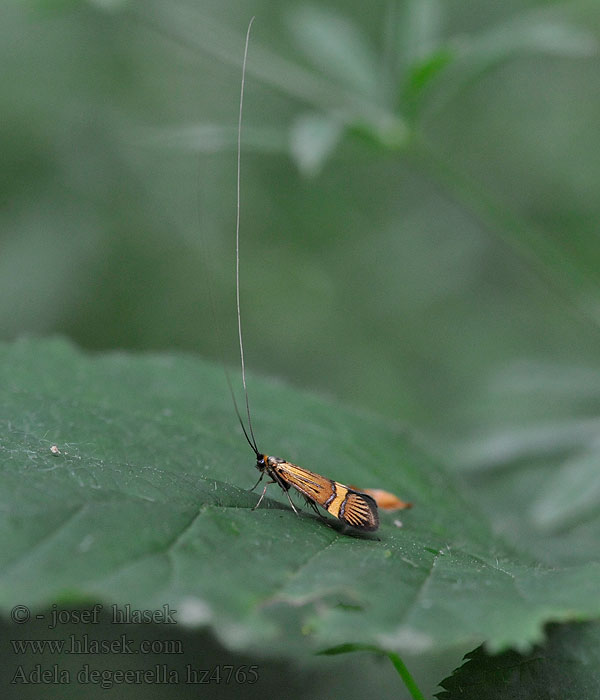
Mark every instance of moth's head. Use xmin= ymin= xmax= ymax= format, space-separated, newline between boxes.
xmin=256 ymin=454 xmax=267 ymax=471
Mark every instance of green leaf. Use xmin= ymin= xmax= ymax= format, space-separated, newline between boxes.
xmin=289 ymin=113 xmax=344 ymax=176
xmin=285 ymin=4 xmax=380 ymax=100
xmin=140 ymin=2 xmax=407 ymax=158
xmin=447 ymin=357 xmax=600 ymax=569
xmin=424 ymin=8 xmax=598 ymax=117
xmin=139 ymin=124 xmax=288 ymax=155
xmin=530 ymin=442 xmax=600 ymax=533
xmin=463 ymin=11 xmax=598 ymax=62
xmin=397 ymin=0 xmax=445 ymax=70
xmin=402 ymin=48 xmax=455 ymax=119
xmin=1 ymin=338 xmax=600 ymax=660
xmin=437 ymin=621 xmax=600 ymax=700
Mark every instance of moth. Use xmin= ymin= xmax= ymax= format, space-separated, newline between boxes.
xmin=226 ymin=18 xmax=379 ymax=532
xmin=252 ymin=454 xmax=379 ymax=531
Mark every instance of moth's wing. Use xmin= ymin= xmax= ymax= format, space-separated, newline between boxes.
xmin=273 ymin=460 xmax=379 ymax=532
xmin=274 ymin=461 xmax=335 ymax=504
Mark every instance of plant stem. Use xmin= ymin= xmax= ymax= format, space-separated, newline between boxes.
xmin=387 ymin=651 xmax=427 ymax=700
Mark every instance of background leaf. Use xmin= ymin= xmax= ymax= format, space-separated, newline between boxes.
xmin=286 ymin=4 xmax=380 ymax=100
xmin=289 ymin=113 xmax=344 ymax=176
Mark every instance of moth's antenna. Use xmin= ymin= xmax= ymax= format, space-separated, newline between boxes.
xmin=235 ymin=16 xmax=259 ymax=454
xmin=196 ymin=178 xmax=257 ymax=456
xmin=224 ymin=361 xmax=259 ymax=456
xmin=192 ymin=18 xmax=258 ymax=457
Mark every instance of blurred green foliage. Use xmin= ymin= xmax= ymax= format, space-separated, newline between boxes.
xmin=2 ymin=0 xmax=599 ymax=431
xmin=3 ymin=0 xmax=600 ymax=696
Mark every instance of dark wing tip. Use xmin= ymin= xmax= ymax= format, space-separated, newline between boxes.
xmin=340 ymin=491 xmax=379 ymax=532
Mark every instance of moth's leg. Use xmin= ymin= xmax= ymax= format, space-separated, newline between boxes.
xmin=305 ymin=497 xmax=327 ymax=522
xmin=249 ymin=472 xmax=265 ymax=492
xmin=283 ymin=488 xmax=299 ymax=515
xmin=269 ymin=470 xmax=299 ymax=515
xmin=252 ymin=479 xmax=276 ymax=510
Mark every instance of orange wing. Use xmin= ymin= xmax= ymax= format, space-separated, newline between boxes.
xmin=268 ymin=457 xmax=379 ymax=532
xmin=350 ymin=487 xmax=413 ymax=511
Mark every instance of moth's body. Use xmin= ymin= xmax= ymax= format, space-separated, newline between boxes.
xmin=254 ymin=454 xmax=379 ymax=532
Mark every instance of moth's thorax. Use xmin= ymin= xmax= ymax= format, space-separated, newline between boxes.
xmin=256 ymin=454 xmax=285 ymax=471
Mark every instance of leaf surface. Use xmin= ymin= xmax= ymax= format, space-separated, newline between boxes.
xmin=1 ymin=338 xmax=598 ymax=658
